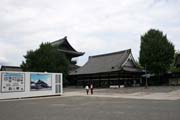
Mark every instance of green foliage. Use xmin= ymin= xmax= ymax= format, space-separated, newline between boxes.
xmin=169 ymin=51 xmax=180 ymax=73
xmin=139 ymin=29 xmax=175 ymax=74
xmin=21 ymin=43 xmax=69 ymax=78
xmin=170 ymin=66 xmax=180 ymax=73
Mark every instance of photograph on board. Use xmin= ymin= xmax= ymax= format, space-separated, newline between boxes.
xmin=30 ymin=73 xmax=52 ymax=91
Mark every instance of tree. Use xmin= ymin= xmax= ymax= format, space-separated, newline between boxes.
xmin=21 ymin=43 xmax=69 ymax=83
xmin=170 ymin=50 xmax=180 ymax=73
xmin=139 ymin=29 xmax=175 ymax=74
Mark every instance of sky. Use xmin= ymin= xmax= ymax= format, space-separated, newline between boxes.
xmin=0 ymin=0 xmax=180 ymax=66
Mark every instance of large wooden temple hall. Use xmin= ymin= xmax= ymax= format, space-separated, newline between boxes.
xmin=51 ymin=36 xmax=143 ymax=88
xmin=69 ymin=49 xmax=143 ymax=88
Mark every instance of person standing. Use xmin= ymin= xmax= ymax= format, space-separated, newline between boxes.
xmin=85 ymin=85 xmax=89 ymax=95
xmin=90 ymin=84 xmax=94 ymax=95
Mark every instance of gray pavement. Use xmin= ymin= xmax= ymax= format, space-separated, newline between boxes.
xmin=0 ymin=96 xmax=180 ymax=120
xmin=1 ymin=86 xmax=180 ymax=120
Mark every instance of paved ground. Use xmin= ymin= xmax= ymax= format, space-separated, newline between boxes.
xmin=0 ymin=86 xmax=180 ymax=120
xmin=0 ymin=96 xmax=180 ymax=120
xmin=64 ymin=86 xmax=180 ymax=100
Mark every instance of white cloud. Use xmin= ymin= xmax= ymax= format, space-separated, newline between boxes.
xmin=0 ymin=57 xmax=9 ymax=65
xmin=0 ymin=0 xmax=180 ymax=66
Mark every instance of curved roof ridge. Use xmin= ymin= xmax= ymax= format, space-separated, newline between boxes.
xmin=51 ymin=36 xmax=76 ymax=51
xmin=114 ymin=50 xmax=131 ymax=68
xmin=90 ymin=49 xmax=131 ymax=58
xmin=51 ymin=36 xmax=85 ymax=56
xmin=51 ymin=36 xmax=67 ymax=46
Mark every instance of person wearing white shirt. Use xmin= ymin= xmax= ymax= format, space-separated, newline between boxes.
xmin=85 ymin=85 xmax=89 ymax=95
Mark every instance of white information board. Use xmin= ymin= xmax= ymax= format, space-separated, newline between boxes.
xmin=0 ymin=71 xmax=63 ymax=100
xmin=1 ymin=72 xmax=25 ymax=92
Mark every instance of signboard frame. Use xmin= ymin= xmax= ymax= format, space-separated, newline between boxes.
xmin=30 ymin=73 xmax=52 ymax=91
xmin=1 ymin=72 xmax=25 ymax=93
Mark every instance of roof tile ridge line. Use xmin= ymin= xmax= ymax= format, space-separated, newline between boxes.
xmin=57 ymin=49 xmax=84 ymax=54
xmin=52 ymin=36 xmax=85 ymax=53
xmin=121 ymin=50 xmax=140 ymax=69
xmin=1 ymin=65 xmax=21 ymax=68
xmin=90 ymin=49 xmax=131 ymax=58
xmin=51 ymin=36 xmax=67 ymax=44
xmin=63 ymin=37 xmax=78 ymax=52
xmin=60 ymin=36 xmax=85 ymax=53
xmin=72 ymin=57 xmax=91 ymax=73
xmin=114 ymin=49 xmax=131 ymax=68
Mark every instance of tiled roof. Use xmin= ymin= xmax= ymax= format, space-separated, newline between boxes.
xmin=1 ymin=66 xmax=22 ymax=71
xmin=51 ymin=36 xmax=84 ymax=57
xmin=70 ymin=49 xmax=141 ymax=75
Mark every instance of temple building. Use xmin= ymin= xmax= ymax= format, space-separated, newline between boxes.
xmin=0 ymin=65 xmax=22 ymax=71
xmin=69 ymin=49 xmax=143 ymax=87
xmin=175 ymin=54 xmax=180 ymax=68
xmin=51 ymin=36 xmax=85 ymax=71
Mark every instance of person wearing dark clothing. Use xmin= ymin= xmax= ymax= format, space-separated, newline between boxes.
xmin=90 ymin=84 xmax=93 ymax=95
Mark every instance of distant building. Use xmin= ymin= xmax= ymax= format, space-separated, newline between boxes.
xmin=51 ymin=36 xmax=85 ymax=71
xmin=1 ymin=36 xmax=84 ymax=73
xmin=168 ymin=54 xmax=180 ymax=85
xmin=69 ymin=49 xmax=143 ymax=88
xmin=1 ymin=65 xmax=22 ymax=71
xmin=175 ymin=54 xmax=180 ymax=68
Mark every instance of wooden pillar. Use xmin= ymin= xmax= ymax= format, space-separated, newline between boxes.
xmin=123 ymin=71 xmax=126 ymax=87
xmin=108 ymin=73 xmax=110 ymax=87
xmin=118 ymin=71 xmax=120 ymax=88
xmin=99 ymin=74 xmax=101 ymax=88
xmin=90 ymin=75 xmax=93 ymax=84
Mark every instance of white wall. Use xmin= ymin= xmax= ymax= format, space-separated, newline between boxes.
xmin=0 ymin=71 xmax=63 ymax=100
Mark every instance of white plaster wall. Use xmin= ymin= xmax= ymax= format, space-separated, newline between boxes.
xmin=0 ymin=71 xmax=62 ymax=100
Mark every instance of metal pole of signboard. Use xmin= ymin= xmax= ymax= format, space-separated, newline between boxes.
xmin=0 ymin=72 xmax=1 ymax=93
xmin=61 ymin=73 xmax=63 ymax=95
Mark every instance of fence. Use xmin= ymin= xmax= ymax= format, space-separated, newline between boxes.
xmin=0 ymin=71 xmax=63 ymax=100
